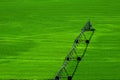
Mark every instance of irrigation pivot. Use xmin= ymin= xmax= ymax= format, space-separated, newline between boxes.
xmin=54 ymin=20 xmax=95 ymax=80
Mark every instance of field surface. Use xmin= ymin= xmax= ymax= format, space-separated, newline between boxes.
xmin=0 ymin=0 xmax=120 ymax=80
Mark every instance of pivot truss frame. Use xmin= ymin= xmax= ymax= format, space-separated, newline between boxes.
xmin=54 ymin=20 xmax=95 ymax=80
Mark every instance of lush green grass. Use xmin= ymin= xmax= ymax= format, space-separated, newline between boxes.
xmin=0 ymin=0 xmax=120 ymax=79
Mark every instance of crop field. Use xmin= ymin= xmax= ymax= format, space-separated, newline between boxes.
xmin=0 ymin=0 xmax=120 ymax=80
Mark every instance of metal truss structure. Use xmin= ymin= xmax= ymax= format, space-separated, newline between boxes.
xmin=53 ymin=20 xmax=95 ymax=80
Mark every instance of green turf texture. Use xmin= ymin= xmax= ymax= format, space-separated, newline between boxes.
xmin=0 ymin=0 xmax=120 ymax=80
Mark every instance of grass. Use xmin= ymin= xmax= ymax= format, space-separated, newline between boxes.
xmin=0 ymin=0 xmax=120 ymax=80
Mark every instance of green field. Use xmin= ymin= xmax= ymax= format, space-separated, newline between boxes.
xmin=0 ymin=0 xmax=120 ymax=80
